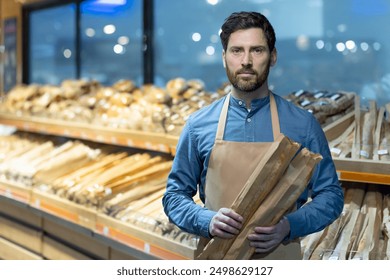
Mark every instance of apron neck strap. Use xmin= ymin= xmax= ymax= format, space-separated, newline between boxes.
xmin=215 ymin=92 xmax=281 ymax=141
xmin=269 ymin=92 xmax=281 ymax=138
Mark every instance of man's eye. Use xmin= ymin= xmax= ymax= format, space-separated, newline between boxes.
xmin=253 ymin=48 xmax=263 ymax=54
xmin=231 ymin=49 xmax=241 ymax=54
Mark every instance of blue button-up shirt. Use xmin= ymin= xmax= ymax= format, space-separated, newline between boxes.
xmin=162 ymin=93 xmax=344 ymax=240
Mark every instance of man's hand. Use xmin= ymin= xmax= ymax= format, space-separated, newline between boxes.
xmin=209 ymin=208 xmax=243 ymax=239
xmin=247 ymin=217 xmax=290 ymax=253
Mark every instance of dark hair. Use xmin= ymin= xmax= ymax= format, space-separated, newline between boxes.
xmin=220 ymin=11 xmax=276 ymax=52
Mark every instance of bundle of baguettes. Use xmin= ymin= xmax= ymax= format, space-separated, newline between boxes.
xmin=0 ymin=133 xmax=102 ymax=189
xmin=0 ymin=133 xmax=200 ymax=248
xmin=349 ymin=186 xmax=383 ymax=260
xmin=196 ymin=135 xmax=322 ymax=260
xmin=55 ymin=151 xmax=173 ymax=208
xmin=302 ymin=183 xmax=389 ymax=260
xmin=383 ymin=194 xmax=390 ymax=260
xmin=0 ymin=140 xmax=54 ymax=185
xmin=33 ymin=141 xmax=101 ymax=188
xmin=376 ymin=104 xmax=390 ymax=161
xmin=52 ymin=152 xmax=129 ymax=196
xmin=105 ymin=184 xmax=202 ymax=248
xmin=325 ymin=184 xmax=365 ymax=260
xmin=307 ymin=183 xmax=367 ymax=261
xmin=329 ymin=97 xmax=390 ymax=161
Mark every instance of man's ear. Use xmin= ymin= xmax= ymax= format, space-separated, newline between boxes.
xmin=270 ymin=48 xmax=277 ymax=66
xmin=222 ymin=50 xmax=226 ymax=68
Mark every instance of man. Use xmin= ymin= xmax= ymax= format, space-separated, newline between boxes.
xmin=162 ymin=11 xmax=344 ymax=258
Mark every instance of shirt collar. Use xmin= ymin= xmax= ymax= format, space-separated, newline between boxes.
xmin=230 ymin=94 xmax=270 ymax=112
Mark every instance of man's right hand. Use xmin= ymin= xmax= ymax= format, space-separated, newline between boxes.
xmin=209 ymin=208 xmax=244 ymax=239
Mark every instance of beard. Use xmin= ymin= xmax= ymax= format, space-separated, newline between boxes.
xmin=225 ymin=60 xmax=271 ymax=92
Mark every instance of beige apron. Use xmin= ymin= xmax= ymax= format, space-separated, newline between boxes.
xmin=199 ymin=92 xmax=301 ymax=260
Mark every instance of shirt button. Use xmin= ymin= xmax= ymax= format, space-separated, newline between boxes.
xmin=247 ymin=118 xmax=251 ymax=123
xmin=238 ymin=101 xmax=243 ymax=106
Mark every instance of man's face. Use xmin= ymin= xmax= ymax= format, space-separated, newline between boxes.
xmin=223 ymin=28 xmax=276 ymax=92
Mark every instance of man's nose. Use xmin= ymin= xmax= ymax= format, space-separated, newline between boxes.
xmin=241 ymin=51 xmax=253 ymax=67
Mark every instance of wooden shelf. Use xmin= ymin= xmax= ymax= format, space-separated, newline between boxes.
xmin=1 ymin=110 xmax=389 ymax=187
xmin=96 ymin=214 xmax=196 ymax=260
xmin=334 ymin=158 xmax=390 ymax=185
xmin=0 ymin=180 xmax=31 ymax=204
xmin=0 ymin=180 xmax=196 ymax=260
xmin=1 ymin=112 xmax=388 ymax=185
xmin=323 ymin=111 xmax=390 ymax=186
xmin=0 ymin=113 xmax=178 ymax=155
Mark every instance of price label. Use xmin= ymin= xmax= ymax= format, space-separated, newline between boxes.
xmin=127 ymin=139 xmax=134 ymax=147
xmin=378 ymin=149 xmax=389 ymax=155
xmin=330 ymin=147 xmax=342 ymax=156
xmin=145 ymin=142 xmax=154 ymax=150
xmin=330 ymin=94 xmax=341 ymax=100
xmin=294 ymin=89 xmax=304 ymax=97
xmin=300 ymin=99 xmax=311 ymax=107
xmin=359 ymin=150 xmax=369 ymax=158
xmin=34 ymin=199 xmax=41 ymax=209
xmin=5 ymin=188 xmax=13 ymax=199
xmin=96 ymin=135 xmax=105 ymax=142
xmin=144 ymin=242 xmax=151 ymax=253
xmin=159 ymin=144 xmax=169 ymax=153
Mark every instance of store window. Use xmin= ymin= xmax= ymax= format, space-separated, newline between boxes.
xmin=27 ymin=0 xmax=390 ymax=106
xmin=154 ymin=0 xmax=390 ymax=106
xmin=29 ymin=4 xmax=76 ymax=85
xmin=154 ymin=0 xmax=323 ymax=92
xmin=28 ymin=0 xmax=143 ymax=86
xmin=80 ymin=0 xmax=143 ymax=85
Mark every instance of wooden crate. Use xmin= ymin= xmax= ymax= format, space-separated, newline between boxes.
xmin=323 ymin=111 xmax=355 ymax=142
xmin=109 ymin=247 xmax=142 ymax=260
xmin=0 ymin=196 xmax=42 ymax=228
xmin=43 ymin=218 xmax=109 ymax=259
xmin=0 ymin=237 xmax=43 ymax=260
xmin=0 ymin=180 xmax=31 ymax=204
xmin=323 ymin=111 xmax=390 ymax=185
xmin=42 ymin=236 xmax=92 ymax=260
xmin=31 ymin=189 xmax=97 ymax=230
xmin=0 ymin=216 xmax=42 ymax=254
xmin=96 ymin=213 xmax=197 ymax=260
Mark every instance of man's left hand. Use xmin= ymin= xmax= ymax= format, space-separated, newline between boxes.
xmin=247 ymin=217 xmax=290 ymax=253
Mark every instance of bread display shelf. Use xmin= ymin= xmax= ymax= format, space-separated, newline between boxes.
xmin=335 ymin=159 xmax=390 ymax=185
xmin=31 ymin=189 xmax=97 ymax=230
xmin=1 ymin=109 xmax=388 ymax=185
xmin=0 ymin=113 xmax=177 ymax=154
xmin=324 ymin=111 xmax=390 ymax=186
xmin=96 ymin=214 xmax=196 ymax=260
xmin=0 ymin=181 xmax=195 ymax=259
xmin=0 ymin=180 xmax=31 ymax=204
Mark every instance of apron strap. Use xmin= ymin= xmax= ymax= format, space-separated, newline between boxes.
xmin=215 ymin=94 xmax=231 ymax=141
xmin=269 ymin=92 xmax=281 ymax=139
xmin=215 ymin=92 xmax=281 ymax=141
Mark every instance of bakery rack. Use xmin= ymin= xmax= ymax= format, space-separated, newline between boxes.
xmin=1 ymin=111 xmax=388 ymax=185
xmin=0 ymin=108 xmax=389 ymax=259
xmin=323 ymin=111 xmax=390 ymax=185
